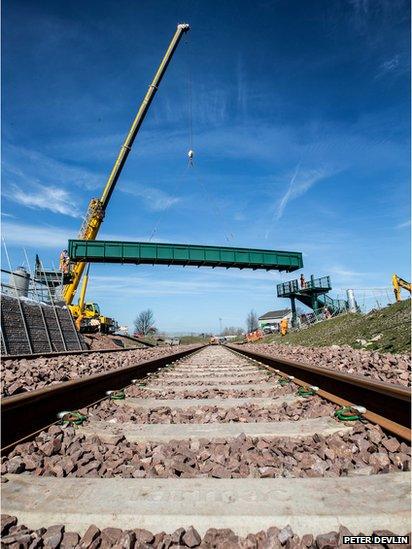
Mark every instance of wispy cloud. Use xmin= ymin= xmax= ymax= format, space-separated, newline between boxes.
xmin=347 ymin=0 xmax=405 ymax=34
xmin=0 ymin=221 xmax=177 ymax=249
xmin=329 ymin=266 xmax=370 ymax=278
xmin=120 ymin=185 xmax=180 ymax=212
xmin=3 ymin=183 xmax=81 ymax=218
xmin=267 ymin=164 xmax=332 ymax=231
xmin=396 ymin=219 xmax=411 ymax=229
xmin=2 ymin=143 xmax=103 ymax=191
xmin=380 ymin=55 xmax=400 ymax=73
xmin=375 ymin=54 xmax=408 ymax=79
xmin=1 ymin=221 xmax=73 ymax=248
xmin=88 ymin=273 xmax=274 ymax=298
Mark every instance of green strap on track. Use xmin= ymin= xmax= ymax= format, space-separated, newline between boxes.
xmin=278 ymin=378 xmax=290 ymax=386
xmin=297 ymin=386 xmax=316 ymax=397
xmin=110 ymin=389 xmax=126 ymax=400
xmin=60 ymin=411 xmax=87 ymax=426
xmin=334 ymin=406 xmax=363 ymax=421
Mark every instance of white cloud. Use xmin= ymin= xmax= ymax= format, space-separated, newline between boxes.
xmin=1 ymin=221 xmax=72 ymax=248
xmin=267 ymin=164 xmax=332 ymax=230
xmin=88 ymin=273 xmax=274 ymax=298
xmin=380 ymin=55 xmax=400 ymax=72
xmin=120 ymin=185 xmax=180 ymax=212
xmin=0 ymin=221 xmax=176 ymax=249
xmin=375 ymin=54 xmax=408 ymax=79
xmin=3 ymin=183 xmax=81 ymax=218
xmin=328 ymin=266 xmax=370 ymax=278
xmin=2 ymin=143 xmax=103 ymax=191
xmin=396 ymin=220 xmax=411 ymax=229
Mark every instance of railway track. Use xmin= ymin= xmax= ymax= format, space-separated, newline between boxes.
xmin=1 ymin=345 xmax=410 ymax=547
xmin=228 ymin=344 xmax=411 ymax=441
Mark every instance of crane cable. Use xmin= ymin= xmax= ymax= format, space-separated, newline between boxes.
xmin=191 ymin=170 xmax=235 ymax=243
xmin=148 ymin=163 xmax=191 ymax=241
xmin=148 ymin=32 xmax=193 ymax=242
xmin=187 ymin=32 xmax=193 ymax=154
xmin=184 ymin=34 xmax=235 ymax=242
xmin=149 ymin=31 xmax=235 ymax=244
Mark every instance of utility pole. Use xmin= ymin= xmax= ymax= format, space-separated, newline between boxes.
xmin=219 ymin=317 xmax=223 ymax=335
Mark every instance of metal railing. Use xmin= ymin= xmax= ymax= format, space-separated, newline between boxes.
xmin=277 ymin=279 xmax=299 ymax=296
xmin=317 ymin=293 xmax=348 ymax=314
xmin=306 ymin=275 xmax=331 ymax=291
xmin=294 ymin=305 xmax=349 ymax=331
xmin=277 ymin=275 xmax=332 ymax=297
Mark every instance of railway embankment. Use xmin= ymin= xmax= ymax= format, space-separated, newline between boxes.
xmin=257 ymin=299 xmax=411 ymax=354
xmin=239 ymin=342 xmax=410 ymax=387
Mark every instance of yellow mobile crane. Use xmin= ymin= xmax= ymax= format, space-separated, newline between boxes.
xmin=70 ymin=264 xmax=116 ymax=333
xmin=392 ymin=274 xmax=411 ymax=302
xmin=63 ymin=23 xmax=190 ymax=331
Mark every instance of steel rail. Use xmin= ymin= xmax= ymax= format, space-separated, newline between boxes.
xmin=1 ymin=344 xmax=205 ymax=451
xmin=226 ymin=344 xmax=411 ymax=441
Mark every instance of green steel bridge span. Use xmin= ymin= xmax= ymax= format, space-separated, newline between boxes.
xmin=68 ymin=240 xmax=303 ymax=272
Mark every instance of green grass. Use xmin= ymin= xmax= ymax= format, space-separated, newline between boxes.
xmin=178 ymin=335 xmax=209 ymax=344
xmin=255 ymin=299 xmax=411 ymax=354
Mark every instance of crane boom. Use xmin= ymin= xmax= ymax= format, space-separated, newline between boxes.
xmin=63 ymin=23 xmax=190 ymax=305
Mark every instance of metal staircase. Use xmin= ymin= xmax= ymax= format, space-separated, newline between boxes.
xmin=277 ymin=275 xmax=349 ymax=326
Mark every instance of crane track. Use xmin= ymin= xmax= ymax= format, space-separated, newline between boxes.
xmin=1 ymin=345 xmax=410 ymax=546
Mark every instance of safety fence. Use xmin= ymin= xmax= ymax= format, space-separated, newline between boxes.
xmin=1 ymin=268 xmax=85 ymax=356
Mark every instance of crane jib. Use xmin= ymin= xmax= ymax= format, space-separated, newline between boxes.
xmin=100 ymin=23 xmax=189 ymax=210
xmin=63 ymin=23 xmax=190 ymax=306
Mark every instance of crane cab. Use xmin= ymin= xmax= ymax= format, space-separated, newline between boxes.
xmin=84 ymin=302 xmax=100 ymax=316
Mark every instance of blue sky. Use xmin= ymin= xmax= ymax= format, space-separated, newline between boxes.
xmin=2 ymin=0 xmax=410 ymax=333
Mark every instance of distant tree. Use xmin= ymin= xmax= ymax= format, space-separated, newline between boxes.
xmin=246 ymin=310 xmax=259 ymax=332
xmin=134 ymin=309 xmax=156 ymax=336
xmin=222 ymin=326 xmax=244 ymax=336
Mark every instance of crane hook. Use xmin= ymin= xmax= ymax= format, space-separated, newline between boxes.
xmin=188 ymin=149 xmax=194 ymax=167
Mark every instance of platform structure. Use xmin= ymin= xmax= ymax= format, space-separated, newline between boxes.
xmin=277 ymin=275 xmax=348 ymax=326
xmin=68 ymin=240 xmax=303 ymax=272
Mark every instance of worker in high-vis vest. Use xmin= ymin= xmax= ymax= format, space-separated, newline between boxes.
xmin=59 ymin=250 xmax=70 ymax=274
xmin=280 ymin=318 xmax=288 ymax=336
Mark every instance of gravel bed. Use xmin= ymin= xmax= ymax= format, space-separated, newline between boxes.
xmin=142 ymin=377 xmax=273 ymax=387
xmin=241 ymin=343 xmax=411 ymax=386
xmin=1 ymin=346 xmax=195 ymax=397
xmin=90 ymin=397 xmax=337 ymax=424
xmin=126 ymin=384 xmax=296 ymax=400
xmin=2 ymin=515 xmax=407 ymax=548
xmin=3 ymin=423 xmax=410 ymax=479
